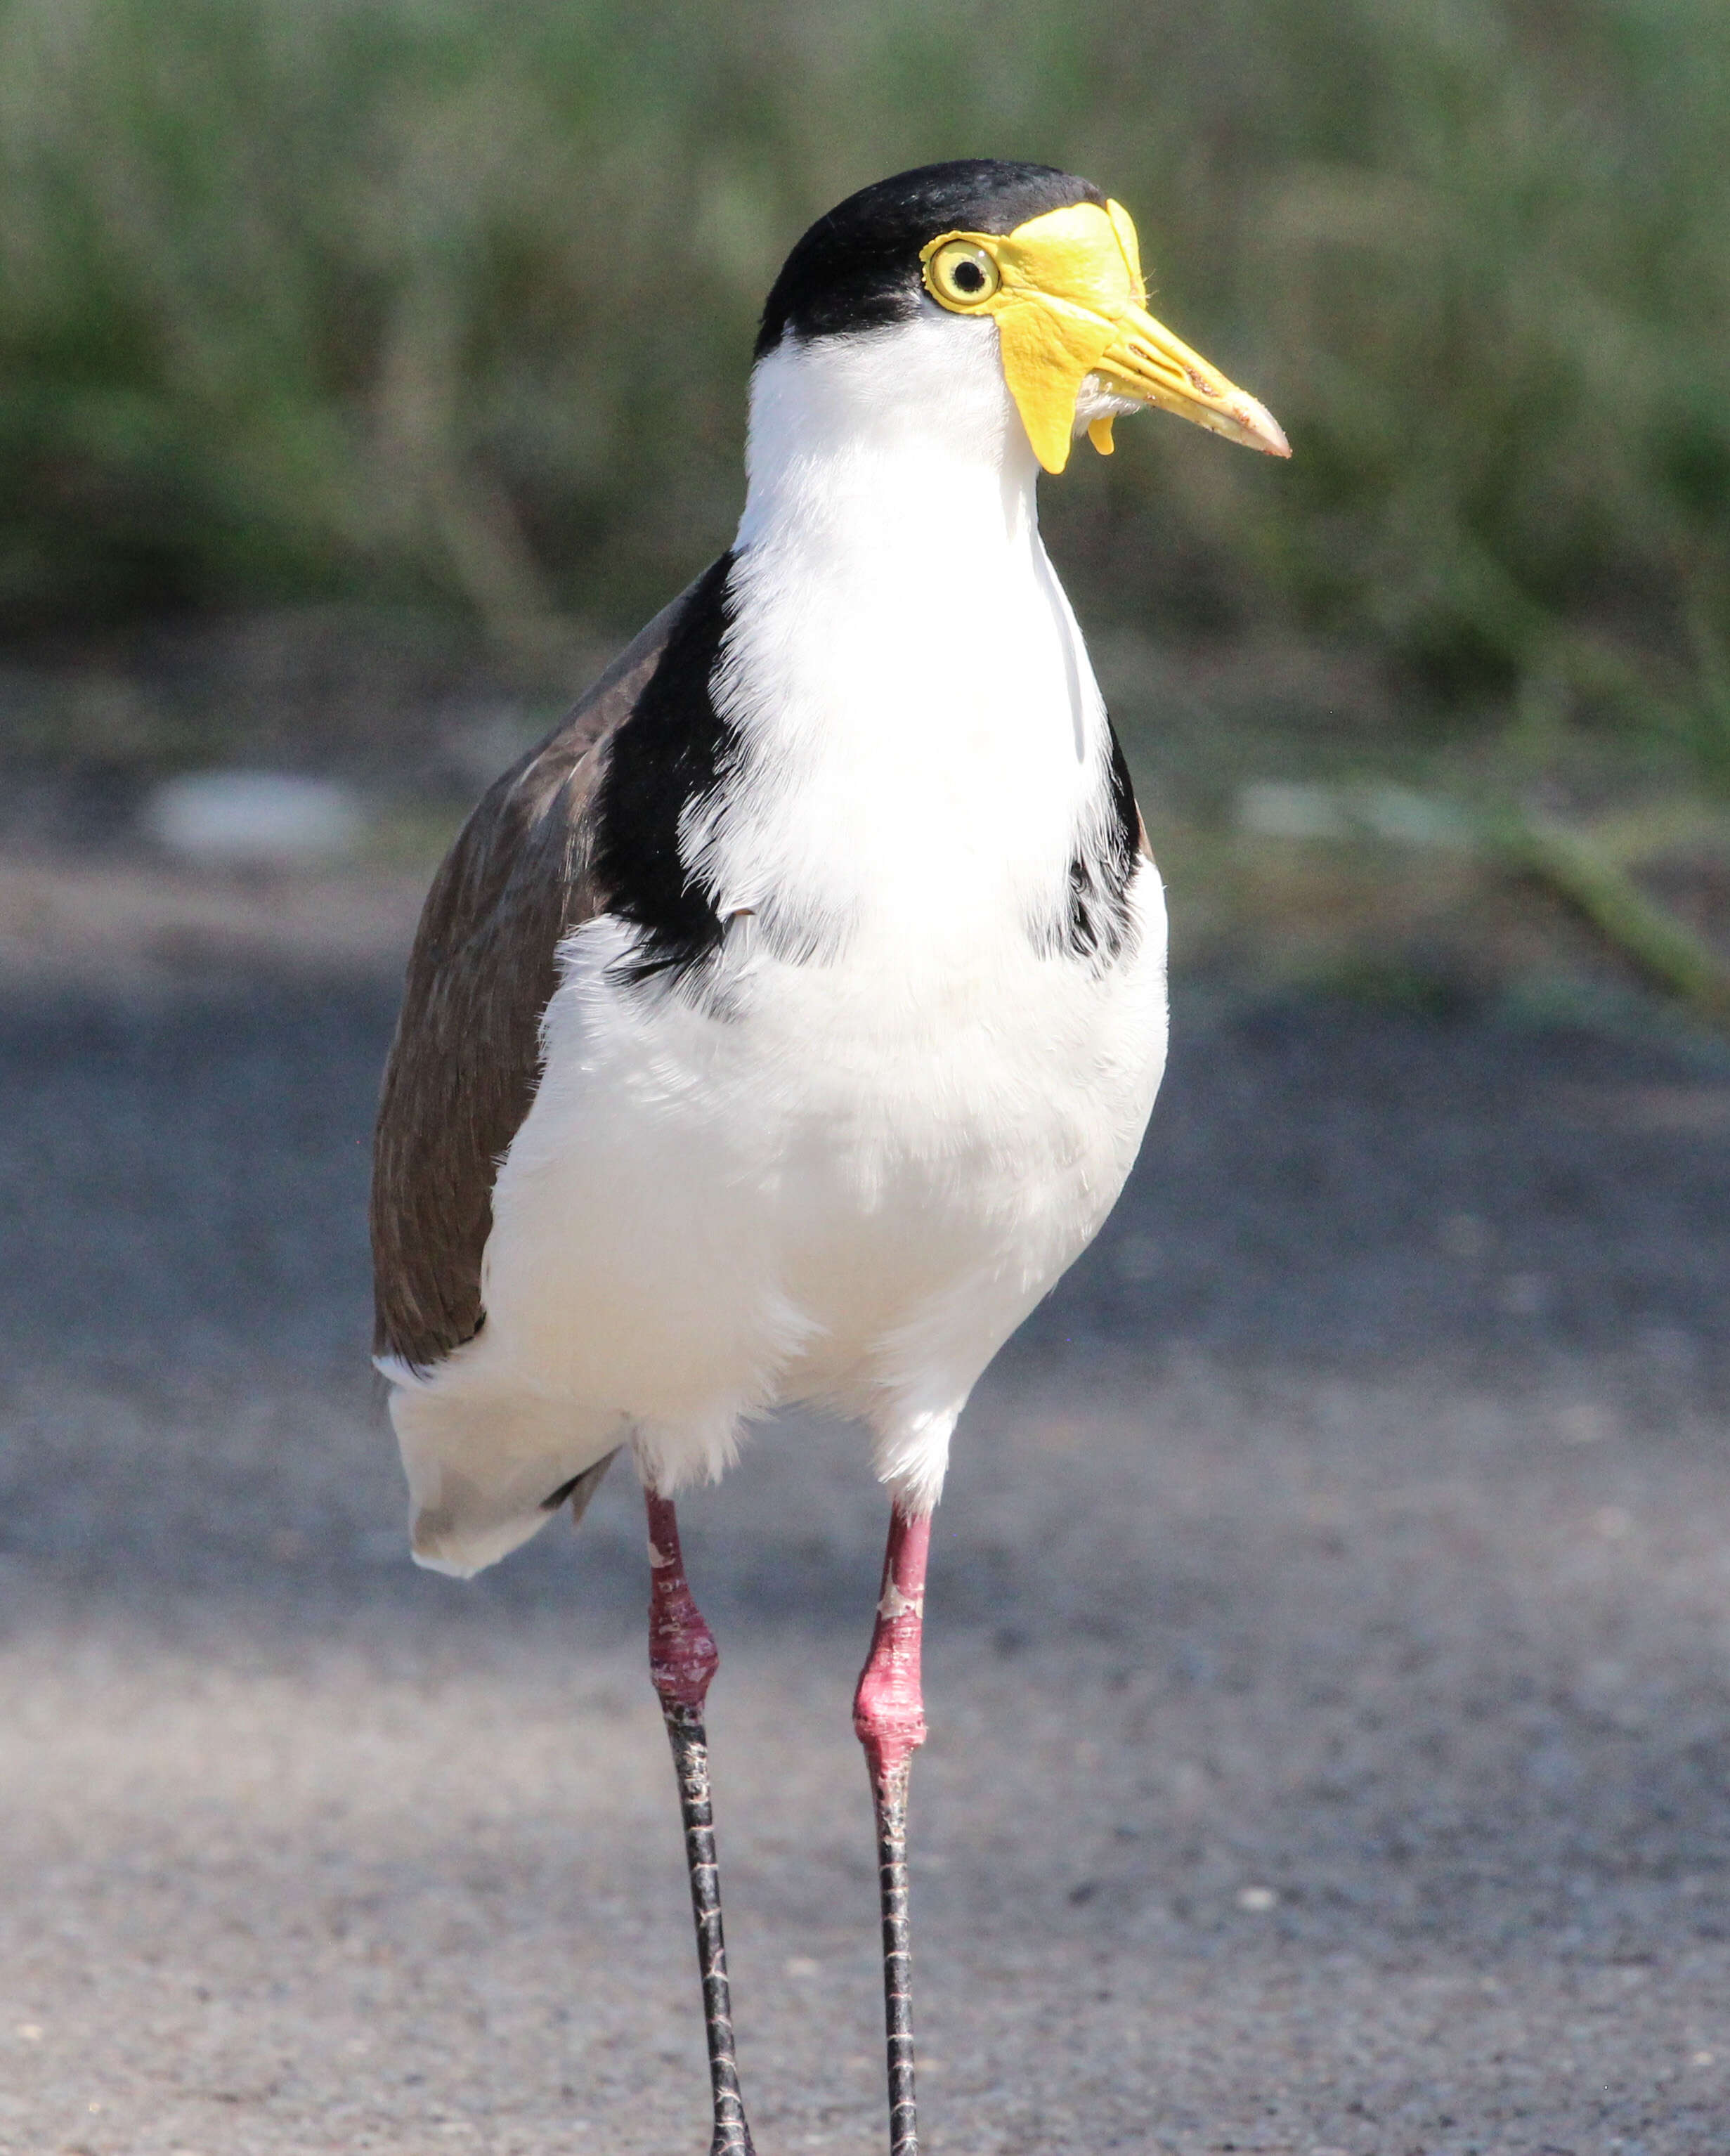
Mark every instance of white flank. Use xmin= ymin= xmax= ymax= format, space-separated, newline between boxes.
xmin=387 ymin=304 xmax=1169 ymax=1576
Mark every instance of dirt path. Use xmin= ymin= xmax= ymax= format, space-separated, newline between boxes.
xmin=4 ymin=970 xmax=1730 ymax=2155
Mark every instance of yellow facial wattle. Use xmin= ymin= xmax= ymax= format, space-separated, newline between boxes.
xmin=918 ymin=199 xmax=1289 ymax=474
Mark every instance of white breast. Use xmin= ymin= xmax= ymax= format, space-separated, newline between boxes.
xmin=389 ymin=311 xmax=1169 ymax=1571
xmin=701 ymin=315 xmax=1111 ymax=966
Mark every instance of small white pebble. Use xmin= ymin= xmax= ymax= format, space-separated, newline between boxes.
xmin=1438 ymin=1212 xmax=1488 ymax=1261
xmin=1236 ymin=1884 xmax=1277 ymax=1911
xmin=1557 ymin=1401 xmax=1610 ymax=1444
xmin=143 ymin=770 xmax=365 ymax=866
xmin=784 ymin=1956 xmax=820 ymax=1978
xmin=1500 ymin=1270 xmax=1548 ymax=1316
xmin=13 ymin=2024 xmax=42 ymax=2041
xmin=1694 ymin=2049 xmax=1716 ymax=2066
xmin=1235 ymin=781 xmax=1348 ymax=841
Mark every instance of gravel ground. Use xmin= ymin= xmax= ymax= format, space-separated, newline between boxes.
xmin=4 ymin=958 xmax=1730 ymax=2156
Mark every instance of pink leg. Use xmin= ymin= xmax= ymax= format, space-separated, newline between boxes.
xmin=646 ymin=1488 xmax=755 ymax=2156
xmin=853 ymin=1505 xmax=933 ymax=2156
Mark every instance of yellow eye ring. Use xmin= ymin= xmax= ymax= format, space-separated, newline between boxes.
xmin=923 ymin=238 xmax=1001 ymax=311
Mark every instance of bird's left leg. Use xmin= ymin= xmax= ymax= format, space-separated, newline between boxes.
xmin=646 ymin=1486 xmax=755 ymax=2156
xmin=854 ymin=1502 xmax=934 ymax=2156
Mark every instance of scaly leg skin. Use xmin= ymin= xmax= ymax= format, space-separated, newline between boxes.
xmin=853 ymin=1504 xmax=934 ymax=2156
xmin=646 ymin=1488 xmax=756 ymax=2156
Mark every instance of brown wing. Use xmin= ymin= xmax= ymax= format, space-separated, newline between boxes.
xmin=370 ymin=581 xmax=698 ymax=1370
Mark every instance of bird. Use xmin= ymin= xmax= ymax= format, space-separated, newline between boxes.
xmin=370 ymin=157 xmax=1287 ymax=2156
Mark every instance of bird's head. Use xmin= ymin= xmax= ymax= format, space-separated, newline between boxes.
xmin=753 ymin=159 xmax=1289 ymax=479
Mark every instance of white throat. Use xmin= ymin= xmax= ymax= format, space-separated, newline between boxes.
xmin=736 ymin=309 xmax=1042 ymax=556
xmin=703 ymin=314 xmax=1113 ymax=957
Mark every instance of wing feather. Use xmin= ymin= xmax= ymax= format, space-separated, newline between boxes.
xmin=370 ymin=579 xmax=701 ymax=1370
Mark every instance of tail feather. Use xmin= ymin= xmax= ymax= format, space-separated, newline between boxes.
xmin=377 ymin=1355 xmax=630 ymax=1578
xmin=538 ymin=1449 xmax=619 ymax=1522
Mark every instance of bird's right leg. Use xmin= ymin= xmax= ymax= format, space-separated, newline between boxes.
xmin=854 ymin=1502 xmax=934 ymax=2156
xmin=645 ymin=1486 xmax=756 ymax=2156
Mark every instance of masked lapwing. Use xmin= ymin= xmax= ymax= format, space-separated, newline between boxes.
xmin=372 ymin=157 xmax=1287 ymax=2156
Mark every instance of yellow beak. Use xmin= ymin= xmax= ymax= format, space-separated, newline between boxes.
xmin=920 ymin=199 xmax=1289 ymax=475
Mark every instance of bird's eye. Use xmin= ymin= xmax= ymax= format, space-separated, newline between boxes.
xmin=926 ymin=240 xmax=1001 ymax=309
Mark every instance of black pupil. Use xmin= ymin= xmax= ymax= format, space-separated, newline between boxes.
xmin=952 ymin=259 xmax=984 ymax=293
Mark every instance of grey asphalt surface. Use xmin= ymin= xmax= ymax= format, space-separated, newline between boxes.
xmin=4 ymin=960 xmax=1730 ymax=2156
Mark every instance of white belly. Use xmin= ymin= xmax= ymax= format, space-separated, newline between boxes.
xmin=509 ymin=859 xmax=1163 ymax=1391
xmin=391 ymin=866 xmax=1166 ymax=1573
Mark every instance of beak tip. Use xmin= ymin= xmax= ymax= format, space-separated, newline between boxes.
xmin=1235 ymin=395 xmax=1291 ymax=460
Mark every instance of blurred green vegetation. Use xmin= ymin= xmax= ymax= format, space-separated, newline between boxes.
xmin=1 ymin=0 xmax=1727 ymax=765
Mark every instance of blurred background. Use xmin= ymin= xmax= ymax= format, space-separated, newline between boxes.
xmin=5 ymin=6 xmax=1730 ymax=2153
xmin=0 ymin=0 xmax=1727 ymax=1000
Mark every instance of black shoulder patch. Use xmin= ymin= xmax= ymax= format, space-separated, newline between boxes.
xmin=591 ymin=553 xmax=736 ymax=984
xmin=1057 ymin=719 xmax=1141 ymax=966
